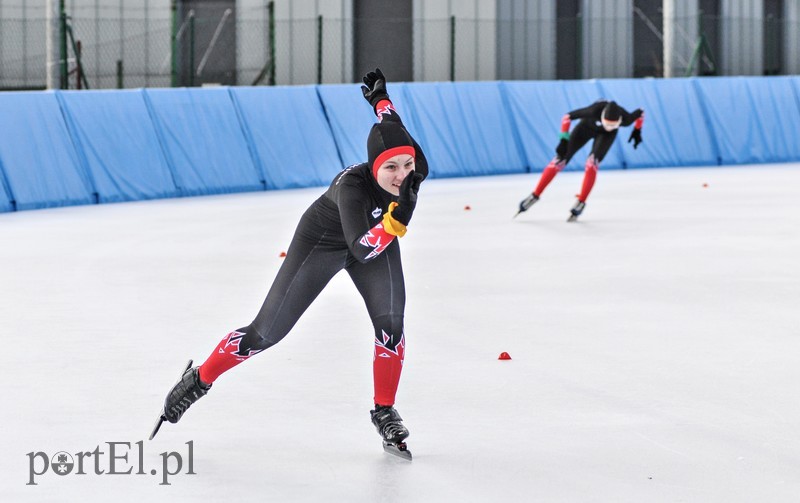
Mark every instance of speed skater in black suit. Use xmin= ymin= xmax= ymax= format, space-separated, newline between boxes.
xmin=151 ymin=68 xmax=427 ymax=460
xmin=516 ymin=100 xmax=644 ymax=221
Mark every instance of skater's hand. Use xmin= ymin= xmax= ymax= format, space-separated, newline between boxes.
xmin=555 ymin=138 xmax=569 ymax=158
xmin=628 ymin=128 xmax=642 ymax=149
xmin=390 ymin=172 xmax=424 ymax=226
xmin=361 ymin=68 xmax=390 ymax=109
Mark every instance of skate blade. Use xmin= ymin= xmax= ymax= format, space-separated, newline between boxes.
xmin=383 ymin=441 xmax=412 ymax=461
xmin=149 ymin=415 xmax=166 ymax=441
xmin=149 ymin=359 xmax=193 ymax=440
xmin=567 ymin=214 xmax=578 ymax=222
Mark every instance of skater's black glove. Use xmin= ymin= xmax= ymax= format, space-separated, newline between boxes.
xmin=628 ymin=128 xmax=642 ymax=149
xmin=383 ymin=172 xmax=424 ymax=236
xmin=361 ymin=68 xmax=390 ymax=110
xmin=392 ymin=171 xmax=423 ymax=225
xmin=555 ymin=138 xmax=569 ymax=158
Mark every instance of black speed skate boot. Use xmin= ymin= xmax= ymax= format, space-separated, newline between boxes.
xmin=164 ymin=365 xmax=211 ymax=423
xmin=149 ymin=360 xmax=211 ymax=440
xmin=514 ymin=193 xmax=539 ymax=218
xmin=370 ymin=405 xmax=412 ymax=460
xmin=567 ymin=200 xmax=586 ymax=222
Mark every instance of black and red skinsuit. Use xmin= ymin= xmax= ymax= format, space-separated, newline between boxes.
xmin=196 ymin=99 xmax=427 ymax=407
xmin=533 ymin=100 xmax=644 ymax=203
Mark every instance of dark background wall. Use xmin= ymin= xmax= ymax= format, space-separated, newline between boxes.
xmin=178 ymin=0 xmax=237 ymax=86
xmin=353 ymin=0 xmax=413 ymax=83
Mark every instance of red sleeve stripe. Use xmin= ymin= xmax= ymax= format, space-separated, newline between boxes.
xmin=375 ymin=99 xmax=395 ymax=121
xmin=634 ymin=113 xmax=644 ymax=129
xmin=560 ymin=114 xmax=571 ymax=133
xmin=358 ymin=223 xmax=396 ymax=260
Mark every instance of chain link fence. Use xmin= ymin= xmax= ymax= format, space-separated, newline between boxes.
xmin=1 ymin=5 xmax=798 ymax=90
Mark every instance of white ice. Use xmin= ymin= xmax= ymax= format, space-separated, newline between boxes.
xmin=1 ymin=164 xmax=799 ymax=502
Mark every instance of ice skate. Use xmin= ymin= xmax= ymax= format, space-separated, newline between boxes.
xmin=149 ymin=360 xmax=211 ymax=440
xmin=567 ymin=200 xmax=586 ymax=222
xmin=370 ymin=405 xmax=412 ymax=460
xmin=513 ymin=193 xmax=539 ymax=218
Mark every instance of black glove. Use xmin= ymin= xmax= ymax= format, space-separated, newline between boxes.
xmin=361 ymin=68 xmax=389 ymax=110
xmin=555 ymin=138 xmax=569 ymax=158
xmin=390 ymin=172 xmax=424 ymax=226
xmin=628 ymin=128 xmax=642 ymax=149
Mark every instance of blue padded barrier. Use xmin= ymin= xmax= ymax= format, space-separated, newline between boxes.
xmin=597 ymin=78 xmax=719 ymax=168
xmin=230 ymin=86 xmax=343 ymax=189
xmin=693 ymin=77 xmax=771 ymax=165
xmin=740 ymin=76 xmax=800 ymax=162
xmin=0 ymin=91 xmax=94 ymax=211
xmin=317 ymin=82 xmax=419 ymax=171
xmin=2 ymin=76 xmax=800 ymax=214
xmin=0 ymin=158 xmax=13 ymax=212
xmin=791 ymin=77 xmax=800 ymax=117
xmin=502 ymin=80 xmax=609 ymax=172
xmin=57 ymin=89 xmax=179 ymax=203
xmin=144 ymin=87 xmax=263 ymax=196
xmin=399 ymin=81 xmax=527 ymax=178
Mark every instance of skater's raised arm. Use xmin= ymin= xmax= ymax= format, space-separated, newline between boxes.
xmin=327 ymin=69 xmax=427 ymax=263
xmin=361 ymin=68 xmax=429 ymax=180
xmin=362 ymin=68 xmax=403 ymax=124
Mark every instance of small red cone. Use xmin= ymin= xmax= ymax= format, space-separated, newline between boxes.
xmin=464 ymin=205 xmax=471 ymax=211
xmin=702 ymin=183 xmax=708 ymax=188
xmin=498 ymin=352 xmax=512 ymax=360
xmin=279 ymin=251 xmax=287 ymax=258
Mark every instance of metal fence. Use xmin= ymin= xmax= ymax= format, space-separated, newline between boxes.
xmin=0 ymin=6 xmax=797 ymax=90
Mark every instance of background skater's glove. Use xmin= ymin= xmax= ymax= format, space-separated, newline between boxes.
xmin=383 ymin=172 xmax=424 ymax=235
xmin=555 ymin=138 xmax=569 ymax=158
xmin=361 ymin=68 xmax=390 ymax=110
xmin=628 ymin=128 xmax=642 ymax=149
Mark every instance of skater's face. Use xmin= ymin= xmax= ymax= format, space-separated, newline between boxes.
xmin=376 ymin=154 xmax=415 ymax=196
xmin=601 ymin=109 xmax=622 ymax=132
xmin=601 ymin=117 xmax=621 ymax=131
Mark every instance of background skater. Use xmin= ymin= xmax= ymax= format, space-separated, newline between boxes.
xmin=516 ymin=100 xmax=644 ymax=221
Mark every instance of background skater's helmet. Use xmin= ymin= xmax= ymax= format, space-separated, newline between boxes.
xmin=367 ymin=122 xmax=416 ymax=179
xmin=601 ymin=101 xmax=623 ymax=131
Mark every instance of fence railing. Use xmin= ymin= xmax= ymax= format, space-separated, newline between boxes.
xmin=1 ymin=6 xmax=797 ymax=90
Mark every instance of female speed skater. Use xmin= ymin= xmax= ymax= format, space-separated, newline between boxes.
xmin=515 ymin=100 xmax=644 ymax=221
xmin=151 ymin=68 xmax=427 ymax=459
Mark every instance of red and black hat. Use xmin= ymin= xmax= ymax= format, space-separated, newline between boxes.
xmin=367 ymin=122 xmax=416 ymax=179
xmin=602 ymin=101 xmax=623 ymax=122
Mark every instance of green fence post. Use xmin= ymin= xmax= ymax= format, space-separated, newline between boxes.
xmin=170 ymin=0 xmax=178 ymax=87
xmin=117 ymin=60 xmax=124 ymax=88
xmin=189 ymin=13 xmax=196 ymax=86
xmin=576 ymin=12 xmax=583 ymax=80
xmin=450 ymin=15 xmax=456 ymax=81
xmin=268 ymin=1 xmax=276 ymax=85
xmin=317 ymin=15 xmax=323 ymax=84
xmin=59 ymin=0 xmax=68 ymax=89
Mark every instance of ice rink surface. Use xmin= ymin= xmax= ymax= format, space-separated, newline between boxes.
xmin=2 ymin=164 xmax=799 ymax=502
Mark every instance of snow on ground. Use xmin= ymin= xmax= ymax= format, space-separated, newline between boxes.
xmin=1 ymin=164 xmax=799 ymax=502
